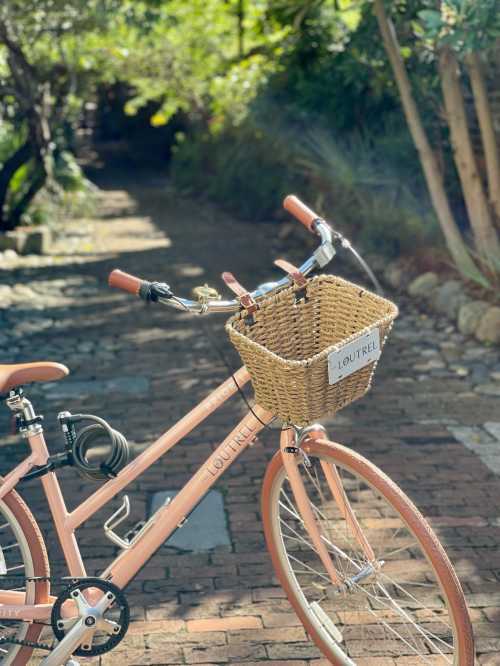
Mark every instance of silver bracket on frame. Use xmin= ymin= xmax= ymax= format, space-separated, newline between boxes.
xmin=104 ymin=494 xmax=171 ymax=550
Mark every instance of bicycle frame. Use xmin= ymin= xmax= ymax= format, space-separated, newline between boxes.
xmin=0 ymin=365 xmax=373 ymax=625
xmin=0 ymin=366 xmax=273 ymax=621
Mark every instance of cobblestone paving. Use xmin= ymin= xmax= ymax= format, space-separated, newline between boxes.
xmin=1 ymin=171 xmax=500 ymax=665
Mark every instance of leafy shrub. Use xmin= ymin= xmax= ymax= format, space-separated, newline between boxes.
xmin=292 ymin=125 xmax=439 ymax=255
xmin=20 ymin=152 xmax=98 ymax=228
xmin=171 ymin=106 xmax=439 ymax=257
xmin=172 ymin=122 xmax=301 ymax=220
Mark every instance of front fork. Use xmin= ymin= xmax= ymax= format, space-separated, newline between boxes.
xmin=279 ymin=425 xmax=375 ymax=589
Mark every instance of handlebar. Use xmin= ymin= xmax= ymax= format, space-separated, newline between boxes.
xmin=109 ymin=195 xmax=337 ymax=314
xmin=283 ymin=195 xmax=321 ymax=232
xmin=108 ymin=269 xmax=143 ymax=296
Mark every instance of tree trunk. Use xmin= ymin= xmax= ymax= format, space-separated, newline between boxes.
xmin=237 ymin=0 xmax=244 ymax=57
xmin=0 ymin=141 xmax=32 ymax=231
xmin=0 ymin=17 xmax=54 ymax=230
xmin=438 ymin=48 xmax=500 ymax=261
xmin=465 ymin=51 xmax=500 ymax=224
xmin=373 ymin=0 xmax=481 ymax=280
xmin=8 ymin=166 xmax=46 ymax=229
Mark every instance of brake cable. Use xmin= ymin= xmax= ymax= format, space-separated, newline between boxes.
xmin=199 ymin=316 xmax=277 ymax=430
xmin=329 ymin=230 xmax=383 ymax=295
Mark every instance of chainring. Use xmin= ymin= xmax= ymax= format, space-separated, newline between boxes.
xmin=51 ymin=577 xmax=129 ymax=657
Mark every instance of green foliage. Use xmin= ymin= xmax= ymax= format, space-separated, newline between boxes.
xmin=54 ymin=151 xmax=89 ymax=192
xmin=0 ymin=120 xmax=24 ymax=162
xmin=0 ymin=0 xmax=129 ymax=228
xmin=172 ymin=123 xmax=300 ymax=220
xmin=172 ymin=103 xmax=438 ymax=257
xmin=0 ymin=115 xmax=96 ymax=227
xmin=1 ymin=0 xmax=495 ymax=269
xmin=105 ymin=0 xmax=289 ymax=128
xmin=272 ymin=6 xmax=396 ymax=128
xmin=294 ymin=125 xmax=438 ymax=253
xmin=417 ymin=1 xmax=500 ymax=54
xmin=24 ymin=152 xmax=98 ymax=227
xmin=162 ymin=0 xmax=444 ymax=258
xmin=23 ymin=182 xmax=98 ymax=228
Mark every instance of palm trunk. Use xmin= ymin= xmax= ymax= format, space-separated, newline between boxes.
xmin=438 ymin=48 xmax=500 ymax=261
xmin=373 ymin=0 xmax=481 ymax=280
xmin=465 ymin=51 xmax=500 ymax=224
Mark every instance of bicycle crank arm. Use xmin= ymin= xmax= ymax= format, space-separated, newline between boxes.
xmin=40 ymin=618 xmax=92 ymax=666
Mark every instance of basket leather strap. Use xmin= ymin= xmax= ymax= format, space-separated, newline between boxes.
xmin=274 ymin=259 xmax=307 ymax=287
xmin=221 ymin=272 xmax=258 ymax=313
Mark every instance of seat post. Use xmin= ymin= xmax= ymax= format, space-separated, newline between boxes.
xmin=6 ymin=388 xmax=44 ymax=438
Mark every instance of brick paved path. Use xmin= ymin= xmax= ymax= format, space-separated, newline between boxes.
xmin=1 ymin=170 xmax=500 ymax=665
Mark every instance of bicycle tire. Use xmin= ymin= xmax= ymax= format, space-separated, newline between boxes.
xmin=261 ymin=438 xmax=475 ymax=665
xmin=0 ymin=481 xmax=50 ymax=666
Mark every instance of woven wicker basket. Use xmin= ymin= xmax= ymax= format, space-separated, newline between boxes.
xmin=226 ymin=274 xmax=398 ymax=426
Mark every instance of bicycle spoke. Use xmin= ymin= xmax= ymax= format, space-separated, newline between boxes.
xmin=379 ymin=572 xmax=453 ymax=631
xmin=375 ymin=582 xmax=454 ymax=658
xmin=383 ymin=542 xmax=416 ymax=559
xmin=271 ymin=450 xmax=460 ymax=663
xmin=365 ymin=606 xmax=447 ymax=664
xmin=280 ymin=493 xmax=364 ymax=571
xmin=353 ymin=580 xmax=454 ymax=658
xmin=0 ymin=502 xmax=42 ymax=663
xmin=287 ymin=553 xmax=332 ymax=584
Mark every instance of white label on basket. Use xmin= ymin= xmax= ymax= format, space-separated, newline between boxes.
xmin=328 ymin=328 xmax=381 ymax=385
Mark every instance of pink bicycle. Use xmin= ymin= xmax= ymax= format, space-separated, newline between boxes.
xmin=0 ymin=196 xmax=474 ymax=665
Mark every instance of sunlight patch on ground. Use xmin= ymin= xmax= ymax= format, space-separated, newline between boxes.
xmin=96 ymin=215 xmax=171 ymax=254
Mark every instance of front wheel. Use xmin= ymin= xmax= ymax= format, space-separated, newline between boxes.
xmin=261 ymin=438 xmax=475 ymax=665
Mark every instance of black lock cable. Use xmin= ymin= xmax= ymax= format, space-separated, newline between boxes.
xmin=70 ymin=414 xmax=129 ymax=480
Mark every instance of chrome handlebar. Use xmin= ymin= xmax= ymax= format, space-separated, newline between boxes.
xmin=158 ymin=220 xmax=336 ymax=315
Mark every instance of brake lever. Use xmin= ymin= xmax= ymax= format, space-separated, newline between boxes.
xmin=147 ymin=281 xmax=173 ymax=301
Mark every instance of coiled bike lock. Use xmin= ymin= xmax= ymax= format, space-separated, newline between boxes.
xmin=59 ymin=412 xmax=130 ymax=480
xmin=19 ymin=411 xmax=130 ymax=483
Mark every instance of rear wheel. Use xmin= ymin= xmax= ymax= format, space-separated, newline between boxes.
xmin=0 ymin=486 xmax=50 ymax=665
xmin=261 ymin=438 xmax=475 ymax=665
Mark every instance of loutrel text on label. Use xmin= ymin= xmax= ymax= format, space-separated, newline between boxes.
xmin=328 ymin=328 xmax=381 ymax=385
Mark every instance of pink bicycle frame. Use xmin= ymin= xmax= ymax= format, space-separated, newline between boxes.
xmin=0 ymin=366 xmax=372 ymax=623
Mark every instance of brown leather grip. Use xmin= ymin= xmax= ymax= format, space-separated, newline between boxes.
xmin=108 ymin=269 xmax=143 ymax=296
xmin=283 ymin=195 xmax=320 ymax=232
